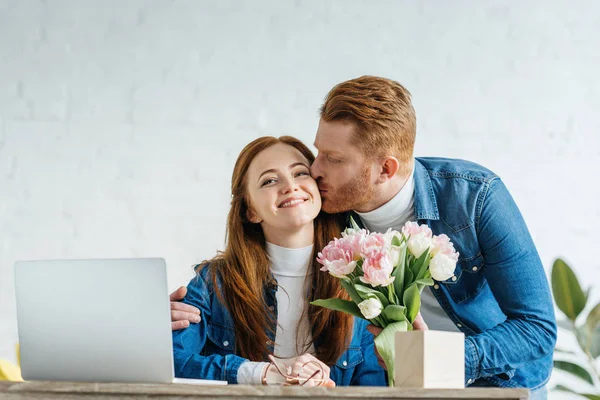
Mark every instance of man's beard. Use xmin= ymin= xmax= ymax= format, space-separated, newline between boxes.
xmin=320 ymin=164 xmax=374 ymax=214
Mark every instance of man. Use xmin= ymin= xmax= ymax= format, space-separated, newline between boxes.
xmin=171 ymin=76 xmax=556 ymax=396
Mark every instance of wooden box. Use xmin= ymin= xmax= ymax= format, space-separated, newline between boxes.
xmin=394 ymin=330 xmax=465 ymax=389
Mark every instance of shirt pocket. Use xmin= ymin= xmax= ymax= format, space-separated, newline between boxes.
xmin=441 ymin=254 xmax=485 ymax=304
xmin=335 ymin=347 xmax=364 ymax=370
xmin=203 ymin=322 xmax=235 ymax=355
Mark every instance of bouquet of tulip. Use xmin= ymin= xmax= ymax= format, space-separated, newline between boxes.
xmin=311 ymin=218 xmax=459 ymax=386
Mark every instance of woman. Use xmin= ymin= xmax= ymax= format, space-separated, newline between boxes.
xmin=172 ymin=136 xmax=385 ymax=386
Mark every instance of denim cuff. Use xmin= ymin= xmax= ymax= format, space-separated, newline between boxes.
xmin=225 ymin=353 xmax=249 ymax=384
xmin=464 ymin=337 xmax=480 ymax=384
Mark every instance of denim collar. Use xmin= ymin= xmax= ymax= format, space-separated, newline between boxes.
xmin=413 ymin=158 xmax=440 ymax=221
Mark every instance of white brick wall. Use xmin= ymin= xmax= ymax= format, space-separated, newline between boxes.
xmin=1 ymin=0 xmax=598 ymax=396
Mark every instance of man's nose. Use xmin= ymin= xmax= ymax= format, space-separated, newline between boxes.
xmin=311 ymin=156 xmax=323 ymax=180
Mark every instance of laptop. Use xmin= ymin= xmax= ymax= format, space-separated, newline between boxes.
xmin=14 ymin=258 xmax=226 ymax=385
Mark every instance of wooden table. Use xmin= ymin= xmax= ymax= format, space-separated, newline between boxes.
xmin=0 ymin=381 xmax=529 ymax=399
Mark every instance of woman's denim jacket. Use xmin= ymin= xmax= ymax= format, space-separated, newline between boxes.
xmin=348 ymin=157 xmax=557 ymax=390
xmin=172 ymin=266 xmax=386 ymax=386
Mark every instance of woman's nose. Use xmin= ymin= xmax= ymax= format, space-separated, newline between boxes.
xmin=279 ymin=176 xmax=298 ymax=194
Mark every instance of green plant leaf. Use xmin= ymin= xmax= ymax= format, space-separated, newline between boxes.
xmin=557 ymin=319 xmax=575 ymax=332
xmin=588 ymin=326 xmax=600 ymax=358
xmin=584 ymin=302 xmax=600 ymax=336
xmin=553 ymin=360 xmax=594 ymax=385
xmin=355 ymin=284 xmax=389 ymax=307
xmin=403 ymin=284 xmax=420 ymax=323
xmin=554 ymin=384 xmax=574 ymax=392
xmin=383 ymin=304 xmax=407 ymax=322
xmin=373 ymin=321 xmax=409 ymax=387
xmin=551 ymin=259 xmax=587 ymax=321
xmin=553 ymin=347 xmax=576 ymax=355
xmin=310 ymin=298 xmax=363 ymax=319
xmin=554 ymin=385 xmax=600 ymax=400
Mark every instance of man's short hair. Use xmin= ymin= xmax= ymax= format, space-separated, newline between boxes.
xmin=320 ymin=76 xmax=416 ymax=175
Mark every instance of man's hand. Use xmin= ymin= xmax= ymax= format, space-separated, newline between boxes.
xmin=170 ymin=286 xmax=201 ymax=330
xmin=366 ymin=313 xmax=429 ymax=370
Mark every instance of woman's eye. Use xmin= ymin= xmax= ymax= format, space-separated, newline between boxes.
xmin=296 ymin=170 xmax=310 ymax=177
xmin=261 ymin=178 xmax=276 ymax=186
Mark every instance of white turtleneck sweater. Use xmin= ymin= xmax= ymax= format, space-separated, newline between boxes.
xmin=237 ymin=242 xmax=315 ymax=384
xmin=355 ymin=165 xmax=460 ymax=333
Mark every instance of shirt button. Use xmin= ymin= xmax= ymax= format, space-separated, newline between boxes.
xmin=472 ymin=266 xmax=478 ymax=271
xmin=223 ymin=341 xmax=229 ymax=347
xmin=451 ymin=275 xmax=457 ymax=282
xmin=266 ymin=340 xmax=272 ymax=346
xmin=456 ymin=323 xmax=462 ymax=328
xmin=342 ymin=361 xmax=348 ymax=366
xmin=268 ymin=305 xmax=274 ymax=311
xmin=433 ymin=284 xmax=440 ymax=289
xmin=467 ymin=378 xmax=473 ymax=385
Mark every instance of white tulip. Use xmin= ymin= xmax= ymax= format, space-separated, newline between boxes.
xmin=407 ymin=235 xmax=433 ymax=258
xmin=358 ymin=298 xmax=384 ymax=320
xmin=429 ymin=253 xmax=457 ymax=281
xmin=389 ymin=245 xmax=403 ymax=267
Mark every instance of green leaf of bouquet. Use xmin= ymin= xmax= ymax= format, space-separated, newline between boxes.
xmin=410 ymin=278 xmax=434 ymax=294
xmin=553 ymin=360 xmax=594 ymax=385
xmin=341 ymin=278 xmax=363 ymax=306
xmin=414 ymin=278 xmax=434 ymax=286
xmin=391 ymin=235 xmax=402 ymax=246
xmin=392 ymin=246 xmax=407 ymax=299
xmin=551 ymin=258 xmax=587 ymax=321
xmin=355 ymin=284 xmax=389 ymax=307
xmin=415 ymin=249 xmax=431 ymax=281
xmin=403 ymin=284 xmax=420 ymax=323
xmin=383 ymin=305 xmax=407 ymax=322
xmin=404 ymin=267 xmax=414 ymax=292
xmin=409 ymin=256 xmax=422 ymax=279
xmin=373 ymin=321 xmax=409 ymax=387
xmin=310 ymin=298 xmax=363 ymax=319
xmin=349 ymin=215 xmax=362 ymax=231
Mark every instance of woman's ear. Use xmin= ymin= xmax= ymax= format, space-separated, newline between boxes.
xmin=246 ymin=208 xmax=262 ymax=224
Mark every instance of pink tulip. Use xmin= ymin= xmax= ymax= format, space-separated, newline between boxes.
xmin=360 ymin=249 xmax=396 ymax=287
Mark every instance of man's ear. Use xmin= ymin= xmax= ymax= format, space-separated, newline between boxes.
xmin=375 ymin=156 xmax=400 ymax=183
xmin=246 ymin=208 xmax=262 ymax=224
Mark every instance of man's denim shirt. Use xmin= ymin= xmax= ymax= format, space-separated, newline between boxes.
xmin=348 ymin=157 xmax=556 ymax=390
xmin=172 ymin=265 xmax=386 ymax=386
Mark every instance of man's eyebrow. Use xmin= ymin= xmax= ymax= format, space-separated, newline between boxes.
xmin=257 ymin=162 xmax=309 ymax=182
